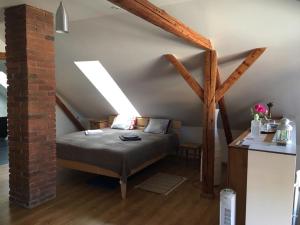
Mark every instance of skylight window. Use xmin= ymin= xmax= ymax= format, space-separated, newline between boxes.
xmin=0 ymin=71 xmax=7 ymax=89
xmin=74 ymin=61 xmax=140 ymax=117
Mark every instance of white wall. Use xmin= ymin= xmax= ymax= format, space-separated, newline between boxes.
xmin=0 ymin=60 xmax=7 ymax=117
xmin=0 ymin=92 xmax=6 ymax=117
xmin=56 ymin=105 xmax=77 ymax=137
xmin=56 ymin=94 xmax=88 ymax=137
xmin=0 ymin=39 xmax=5 ymax=52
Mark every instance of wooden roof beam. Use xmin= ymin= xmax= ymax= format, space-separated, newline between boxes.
xmin=56 ymin=95 xmax=85 ymax=131
xmin=215 ymin=47 xmax=266 ymax=102
xmin=107 ymin=0 xmax=212 ymax=50
xmin=164 ymin=54 xmax=204 ymax=101
xmin=217 ymin=68 xmax=233 ymax=144
xmin=164 ymin=54 xmax=233 ymax=144
xmin=0 ymin=52 xmax=6 ymax=60
xmin=202 ymin=49 xmax=218 ymax=197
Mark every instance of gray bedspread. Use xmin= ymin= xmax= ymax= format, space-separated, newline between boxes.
xmin=56 ymin=128 xmax=179 ymax=181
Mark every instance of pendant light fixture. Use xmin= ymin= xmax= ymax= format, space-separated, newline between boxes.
xmin=55 ymin=1 xmax=69 ymax=33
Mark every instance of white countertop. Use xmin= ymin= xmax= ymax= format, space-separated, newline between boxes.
xmin=238 ymin=125 xmax=297 ymax=156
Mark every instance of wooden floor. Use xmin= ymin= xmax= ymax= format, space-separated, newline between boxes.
xmin=0 ymin=156 xmax=220 ymax=225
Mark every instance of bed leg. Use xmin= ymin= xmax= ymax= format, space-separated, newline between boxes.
xmin=120 ymin=180 xmax=127 ymax=200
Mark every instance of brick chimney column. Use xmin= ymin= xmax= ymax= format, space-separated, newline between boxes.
xmin=5 ymin=4 xmax=56 ymax=208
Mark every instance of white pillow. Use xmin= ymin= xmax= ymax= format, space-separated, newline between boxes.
xmin=111 ymin=115 xmax=136 ymax=130
xmin=144 ymin=118 xmax=170 ymax=134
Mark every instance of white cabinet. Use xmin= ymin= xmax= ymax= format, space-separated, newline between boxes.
xmin=246 ymin=150 xmax=296 ymax=225
xmin=228 ymin=128 xmax=296 ymax=225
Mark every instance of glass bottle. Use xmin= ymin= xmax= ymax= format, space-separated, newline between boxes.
xmin=251 ymin=114 xmax=261 ymax=137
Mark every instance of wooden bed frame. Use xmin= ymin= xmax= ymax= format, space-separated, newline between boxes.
xmin=57 ymin=116 xmax=181 ymax=199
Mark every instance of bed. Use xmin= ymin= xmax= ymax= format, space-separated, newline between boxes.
xmin=56 ymin=116 xmax=181 ymax=199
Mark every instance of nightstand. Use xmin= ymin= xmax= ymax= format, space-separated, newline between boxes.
xmin=89 ymin=120 xmax=109 ymax=129
xmin=179 ymin=143 xmax=202 ymax=163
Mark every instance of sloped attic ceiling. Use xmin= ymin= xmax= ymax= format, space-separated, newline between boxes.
xmin=55 ymin=11 xmax=205 ymax=125
xmin=0 ymin=0 xmax=204 ymax=126
xmin=55 ymin=0 xmax=300 ymax=128
xmin=0 ymin=0 xmax=300 ymax=129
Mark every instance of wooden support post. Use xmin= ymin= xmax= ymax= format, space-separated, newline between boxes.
xmin=217 ymin=69 xmax=233 ymax=144
xmin=56 ymin=95 xmax=85 ymax=131
xmin=202 ymin=50 xmax=218 ymax=197
xmin=164 ymin=54 xmax=204 ymax=101
xmin=164 ymin=54 xmax=233 ymax=144
xmin=107 ymin=0 xmax=212 ymax=50
xmin=215 ymin=48 xmax=266 ymax=102
xmin=0 ymin=52 xmax=6 ymax=60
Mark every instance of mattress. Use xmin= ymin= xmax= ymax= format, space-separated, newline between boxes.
xmin=56 ymin=128 xmax=179 ymax=181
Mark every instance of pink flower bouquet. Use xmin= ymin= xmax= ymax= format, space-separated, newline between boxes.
xmin=251 ymin=103 xmax=268 ymax=120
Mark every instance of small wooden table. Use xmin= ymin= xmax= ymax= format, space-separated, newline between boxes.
xmin=179 ymin=143 xmax=202 ymax=163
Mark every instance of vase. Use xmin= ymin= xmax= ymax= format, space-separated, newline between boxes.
xmin=251 ymin=120 xmax=261 ymax=137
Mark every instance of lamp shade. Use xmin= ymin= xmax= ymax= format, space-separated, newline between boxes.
xmin=56 ymin=1 xmax=69 ymax=33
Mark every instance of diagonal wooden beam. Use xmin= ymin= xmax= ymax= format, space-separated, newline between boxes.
xmin=163 ymin=51 xmax=235 ymax=199
xmin=164 ymin=54 xmax=233 ymax=144
xmin=56 ymin=95 xmax=85 ymax=131
xmin=217 ymin=68 xmax=233 ymax=144
xmin=215 ymin=47 xmax=266 ymax=102
xmin=202 ymin=50 xmax=218 ymax=197
xmin=164 ymin=54 xmax=204 ymax=101
xmin=107 ymin=0 xmax=212 ymax=50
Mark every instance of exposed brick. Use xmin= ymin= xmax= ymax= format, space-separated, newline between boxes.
xmin=5 ymin=4 xmax=56 ymax=208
